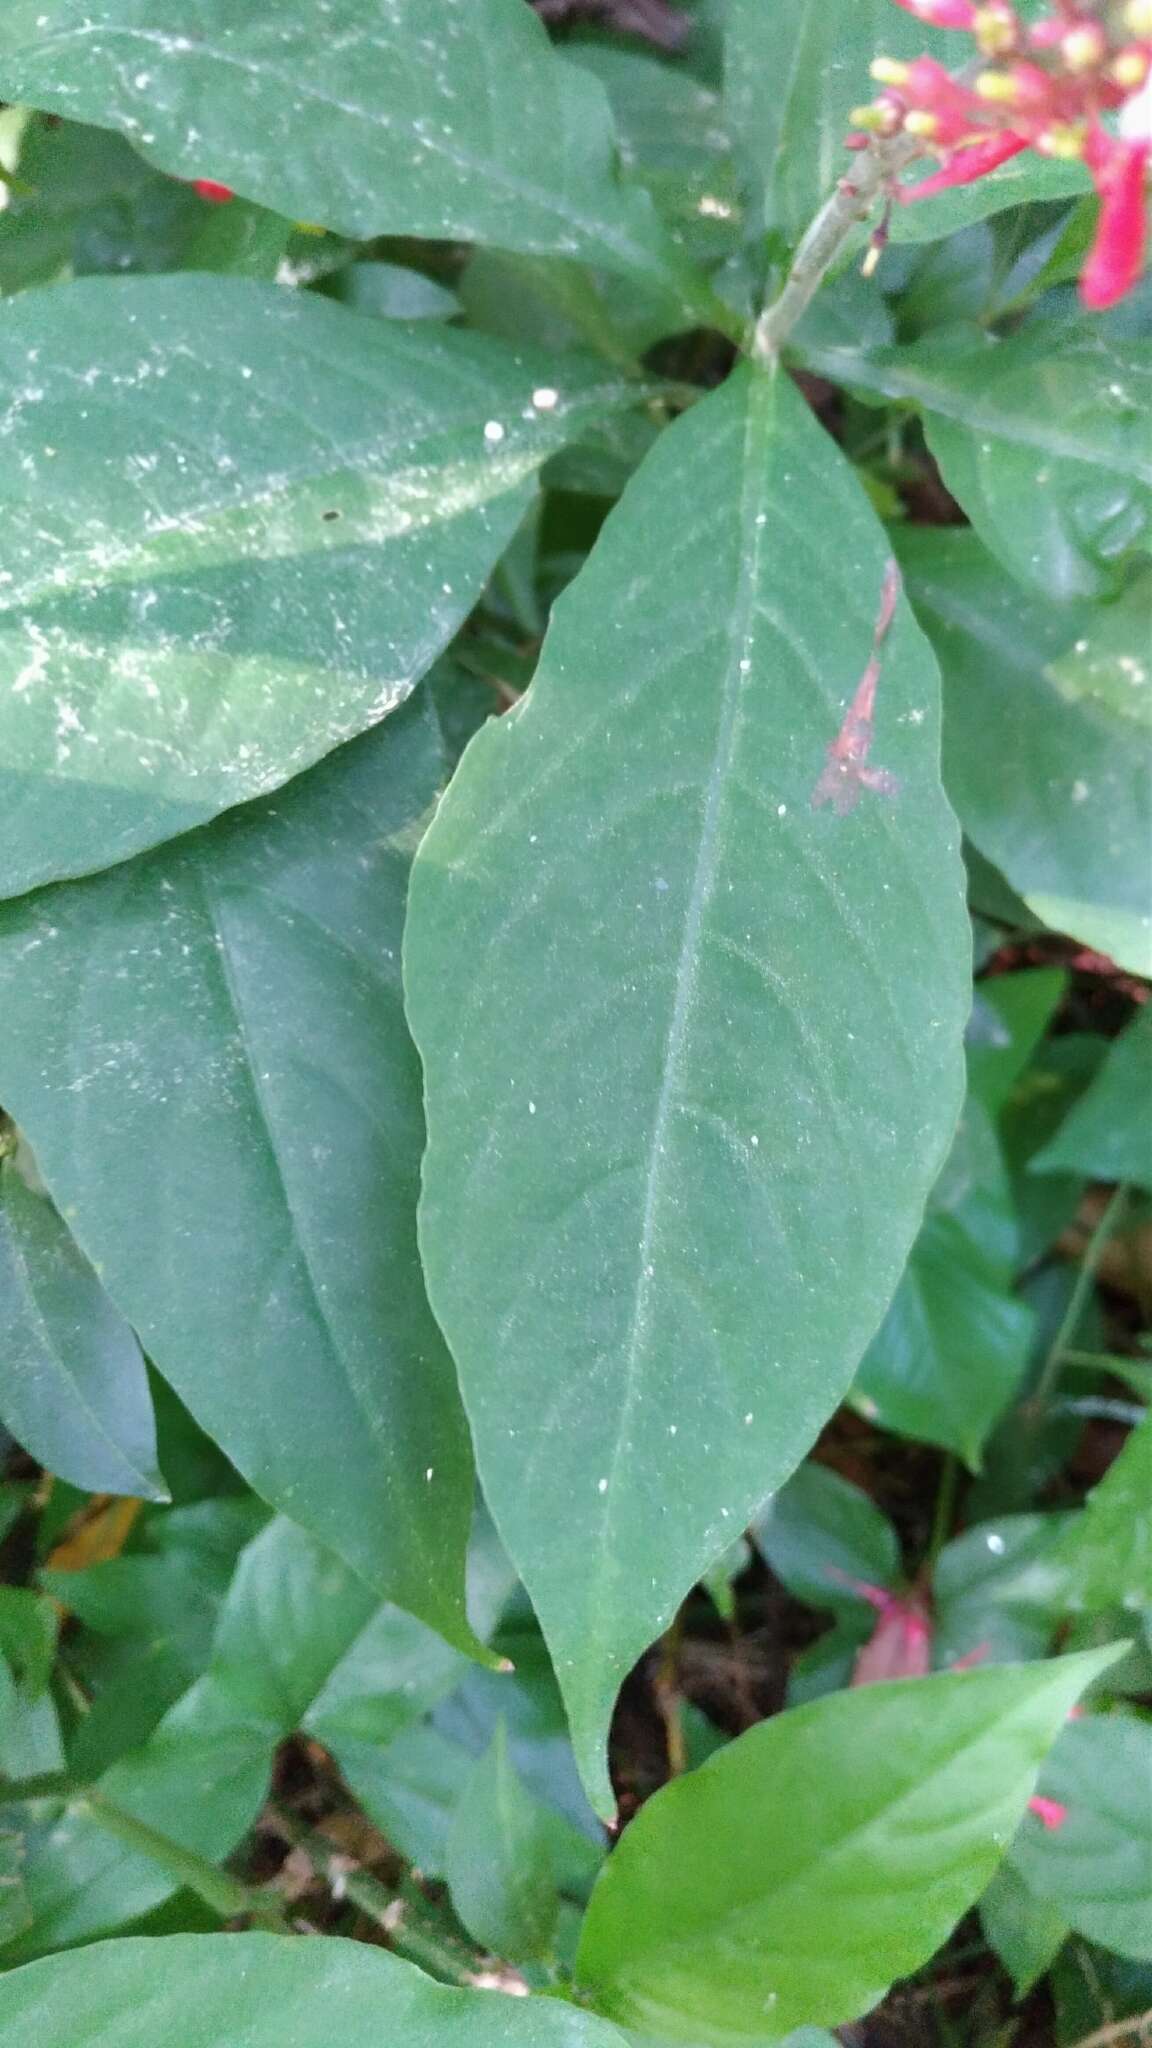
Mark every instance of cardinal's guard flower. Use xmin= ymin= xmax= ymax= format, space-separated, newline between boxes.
xmin=851 ymin=0 xmax=1152 ymax=308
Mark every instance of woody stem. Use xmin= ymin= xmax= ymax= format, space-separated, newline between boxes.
xmin=750 ymin=133 xmax=922 ymax=366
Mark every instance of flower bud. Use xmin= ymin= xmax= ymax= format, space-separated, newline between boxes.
xmin=1036 ymin=121 xmax=1089 ymax=159
xmin=973 ymin=3 xmax=1021 ymax=56
xmin=975 ymin=68 xmax=1022 ymax=101
xmin=1061 ymin=23 xmax=1107 ymax=71
xmin=890 ymin=0 xmax=979 ymax=23
xmin=1111 ymin=46 xmax=1152 ymax=89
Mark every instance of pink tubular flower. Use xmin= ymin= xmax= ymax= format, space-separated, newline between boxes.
xmin=1081 ymin=132 xmax=1152 ymax=308
xmin=853 ymin=1 xmax=1152 ymax=309
xmin=831 ymin=1574 xmax=935 ymax=1685
xmin=192 ymin=179 xmax=235 ymax=203
xmin=899 ymin=130 xmax=1030 ymax=199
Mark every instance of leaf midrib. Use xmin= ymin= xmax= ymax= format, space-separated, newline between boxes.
xmin=587 ymin=367 xmax=778 ymax=1630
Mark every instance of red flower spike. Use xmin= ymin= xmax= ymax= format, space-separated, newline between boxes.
xmin=1081 ymin=133 xmax=1151 ymax=309
xmin=1027 ymin=1795 xmax=1069 ymax=1831
xmin=193 ymin=179 xmax=235 ymax=203
xmin=852 ymin=1591 xmax=934 ymax=1685
xmin=896 ymin=130 xmax=1030 ymax=201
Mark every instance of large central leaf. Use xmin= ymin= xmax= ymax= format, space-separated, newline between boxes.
xmin=0 ymin=698 xmax=477 ymax=1646
xmin=0 ymin=273 xmax=632 ymax=898
xmin=0 ymin=0 xmax=710 ymax=320
xmin=405 ymin=364 xmax=970 ymax=1812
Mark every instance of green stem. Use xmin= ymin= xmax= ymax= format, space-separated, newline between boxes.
xmin=271 ymin=1809 xmax=497 ymax=1989
xmin=1029 ymin=1184 xmax=1131 ymax=1415
xmin=0 ymin=1771 xmax=79 ymax=1804
xmin=79 ymin=1792 xmax=288 ymax=1931
xmin=750 ymin=133 xmax=921 ymax=366
xmin=928 ymin=1453 xmax=960 ymax=1567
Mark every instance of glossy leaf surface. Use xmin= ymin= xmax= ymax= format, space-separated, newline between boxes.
xmin=857 ymin=1101 xmax=1034 ymax=1466
xmin=0 ymin=0 xmax=707 ymax=315
xmin=1011 ymin=1716 xmax=1152 ymax=1963
xmin=576 ymin=1650 xmax=1119 ymax=2043
xmin=407 ymin=362 xmax=969 ymax=1812
xmin=0 ymin=700 xmax=476 ymax=1642
xmin=901 ymin=528 xmax=1152 ymax=976
xmin=0 ymin=1932 xmax=630 ymax=2047
xmin=0 ymin=273 xmax=628 ymax=896
xmin=0 ymin=1163 xmax=164 ymax=1501
xmin=446 ymin=1724 xmax=559 ymax=1963
xmin=796 ymin=326 xmax=1152 ymax=601
xmin=1033 ymin=1013 xmax=1152 ymax=1189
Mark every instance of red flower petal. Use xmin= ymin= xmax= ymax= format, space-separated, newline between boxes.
xmin=1081 ymin=134 xmax=1150 ymax=310
xmin=889 ymin=0 xmax=979 ymax=25
xmin=896 ymin=131 xmax=1029 ymax=201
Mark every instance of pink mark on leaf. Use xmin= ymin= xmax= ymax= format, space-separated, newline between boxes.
xmin=812 ymin=558 xmax=902 ymax=815
xmin=1027 ymin=1796 xmax=1068 ymax=1832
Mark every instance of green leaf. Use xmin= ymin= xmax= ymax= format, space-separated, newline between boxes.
xmin=0 ymin=0 xmax=710 ymax=319
xmin=446 ymin=1724 xmax=558 ymax=1963
xmin=752 ymin=1459 xmax=900 ymax=1617
xmin=857 ymin=1102 xmax=1035 ymax=1466
xmin=967 ymin=969 xmax=1068 ymax=1119
xmin=575 ymin=1649 xmax=1121 ymax=2043
xmin=1052 ymin=1941 xmax=1152 ymax=2043
xmin=0 ymin=1931 xmax=630 ymax=2047
xmin=1011 ymin=1716 xmax=1152 ymax=1963
xmin=339 ymin=264 xmax=461 ymax=324
xmin=795 ymin=325 xmax=1152 ymax=600
xmin=889 ymin=156 xmax=1092 ymax=245
xmin=1053 ymin=1417 xmax=1152 ymax=1618
xmin=980 ymin=1861 xmax=1069 ymax=2000
xmin=934 ymin=1515 xmax=1073 ymax=1667
xmin=1033 ymin=1014 xmax=1152 ymax=1188
xmin=0 ymin=1589 xmax=58 ymax=1702
xmin=406 ymin=362 xmax=969 ymax=1813
xmin=42 ymin=1500 xmax=266 ymax=1778
xmin=900 ymin=527 xmax=1152 ymax=976
xmin=3 ymin=1514 xmax=466 ymax=1955
xmin=0 ymin=272 xmax=631 ymax=896
xmin=0 ymin=1661 xmax=64 ymax=1782
xmin=0 ymin=699 xmax=476 ymax=1642
xmin=0 ymin=1833 xmax=31 ymax=1947
xmin=571 ymin=44 xmax=741 ymax=258
xmin=0 ymin=1162 xmax=164 ymax=1501
xmin=0 ymin=113 xmax=203 ymax=293
xmin=1046 ymin=566 xmax=1152 ymax=730
xmin=178 ymin=195 xmax=294 ymax=280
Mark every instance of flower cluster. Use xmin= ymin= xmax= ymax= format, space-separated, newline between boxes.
xmin=851 ymin=0 xmax=1152 ymax=307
